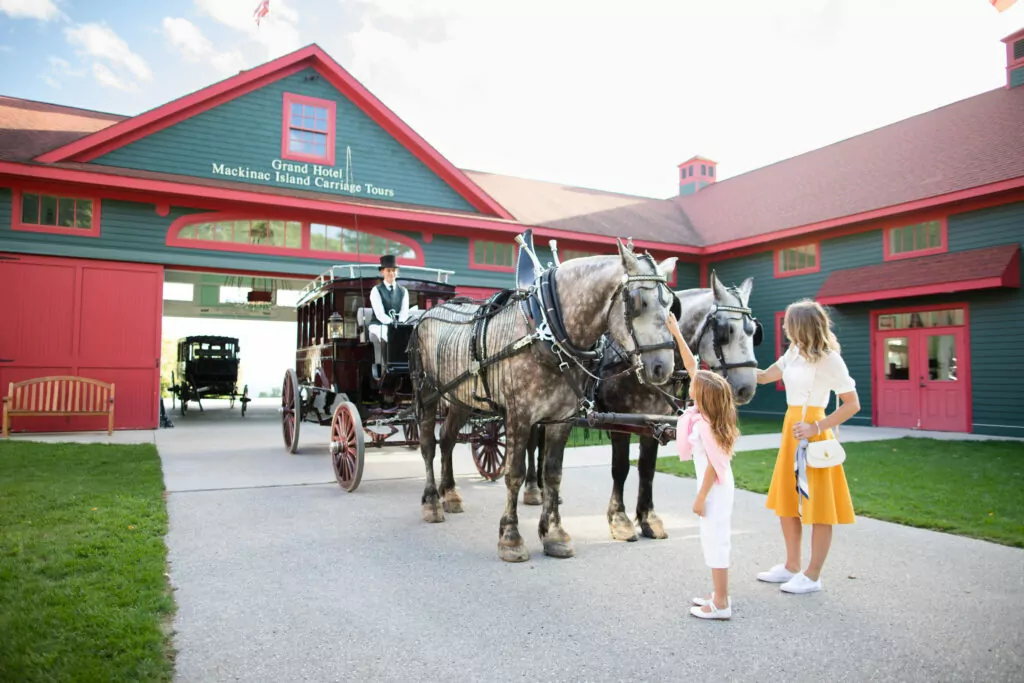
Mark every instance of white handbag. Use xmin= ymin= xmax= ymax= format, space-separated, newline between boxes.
xmin=800 ymin=366 xmax=846 ymax=469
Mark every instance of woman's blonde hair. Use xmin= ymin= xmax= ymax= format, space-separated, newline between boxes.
xmin=784 ymin=299 xmax=841 ymax=362
xmin=692 ymin=370 xmax=739 ymax=453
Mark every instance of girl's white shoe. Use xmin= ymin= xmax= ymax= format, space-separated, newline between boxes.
xmin=692 ymin=592 xmax=714 ymax=607
xmin=689 ymin=597 xmax=732 ymax=620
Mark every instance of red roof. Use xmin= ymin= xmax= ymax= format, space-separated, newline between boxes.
xmin=675 ymin=86 xmax=1024 ymax=247
xmin=816 ymin=244 xmax=1021 ymax=305
xmin=0 ymin=96 xmax=123 ymax=162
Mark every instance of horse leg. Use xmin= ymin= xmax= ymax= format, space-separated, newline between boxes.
xmin=498 ymin=418 xmax=531 ymax=562
xmin=419 ymin=396 xmax=445 ymax=523
xmin=607 ymin=431 xmax=638 ymax=542
xmin=636 ymin=436 xmax=667 ymax=539
xmin=439 ymin=406 xmax=468 ymax=514
xmin=523 ymin=424 xmax=543 ymax=506
xmin=539 ymin=423 xmax=575 ymax=558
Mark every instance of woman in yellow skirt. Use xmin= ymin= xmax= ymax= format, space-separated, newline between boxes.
xmin=754 ymin=299 xmax=861 ymax=594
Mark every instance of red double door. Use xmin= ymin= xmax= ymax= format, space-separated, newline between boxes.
xmin=874 ymin=320 xmax=969 ymax=432
xmin=0 ymin=253 xmax=163 ymax=433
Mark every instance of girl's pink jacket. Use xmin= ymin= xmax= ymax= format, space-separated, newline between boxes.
xmin=676 ymin=406 xmax=733 ymax=485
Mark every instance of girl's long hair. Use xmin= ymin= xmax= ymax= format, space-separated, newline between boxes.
xmin=692 ymin=370 xmax=739 ymax=454
xmin=784 ymin=299 xmax=841 ymax=363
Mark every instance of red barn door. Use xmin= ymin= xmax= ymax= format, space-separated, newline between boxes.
xmin=0 ymin=253 xmax=163 ymax=433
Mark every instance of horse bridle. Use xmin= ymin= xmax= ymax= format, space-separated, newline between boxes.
xmin=689 ymin=294 xmax=763 ymax=376
xmin=613 ymin=253 xmax=678 ymax=384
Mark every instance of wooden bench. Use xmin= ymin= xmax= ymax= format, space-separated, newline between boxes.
xmin=2 ymin=376 xmax=115 ymax=438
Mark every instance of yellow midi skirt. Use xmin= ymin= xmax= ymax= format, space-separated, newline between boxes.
xmin=765 ymin=405 xmax=856 ymax=525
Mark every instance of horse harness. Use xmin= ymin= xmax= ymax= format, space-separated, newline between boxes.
xmin=416 ymin=254 xmax=672 ymax=419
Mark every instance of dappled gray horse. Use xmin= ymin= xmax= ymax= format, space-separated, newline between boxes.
xmin=524 ymin=272 xmax=762 ymax=543
xmin=409 ymin=239 xmax=678 ymax=562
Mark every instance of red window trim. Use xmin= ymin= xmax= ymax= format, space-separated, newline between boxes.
xmin=773 ymin=241 xmax=821 ymax=278
xmin=469 ymin=238 xmax=515 ymax=272
xmin=281 ymin=93 xmax=337 ymax=166
xmin=11 ymin=187 xmax=102 ymax=238
xmin=882 ymin=217 xmax=948 ymax=262
xmin=774 ymin=310 xmax=788 ymax=391
xmin=165 ymin=211 xmax=424 ymax=265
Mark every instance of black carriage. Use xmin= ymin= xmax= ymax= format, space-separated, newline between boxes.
xmin=280 ymin=264 xmax=507 ymax=492
xmin=170 ymin=335 xmax=250 ymax=416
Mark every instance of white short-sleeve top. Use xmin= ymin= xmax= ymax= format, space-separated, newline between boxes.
xmin=776 ymin=345 xmax=857 ymax=407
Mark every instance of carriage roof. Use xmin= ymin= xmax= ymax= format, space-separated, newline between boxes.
xmin=177 ymin=335 xmax=240 ymax=345
xmin=294 ymin=263 xmax=457 ymax=309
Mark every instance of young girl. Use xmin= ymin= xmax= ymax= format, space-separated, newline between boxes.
xmin=754 ymin=299 xmax=861 ymax=595
xmin=667 ymin=313 xmax=739 ymax=621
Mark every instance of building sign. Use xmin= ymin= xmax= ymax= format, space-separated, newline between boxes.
xmin=211 ymin=151 xmax=397 ymax=200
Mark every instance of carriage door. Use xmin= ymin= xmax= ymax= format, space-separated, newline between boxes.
xmin=874 ymin=307 xmax=969 ymax=433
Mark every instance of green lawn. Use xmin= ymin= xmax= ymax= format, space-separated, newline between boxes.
xmin=0 ymin=441 xmax=175 ymax=682
xmin=654 ymin=437 xmax=1024 ymax=548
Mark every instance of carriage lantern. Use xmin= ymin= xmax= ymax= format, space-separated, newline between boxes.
xmin=328 ymin=312 xmax=345 ymax=340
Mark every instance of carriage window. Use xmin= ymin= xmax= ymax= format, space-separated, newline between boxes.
xmin=885 ymin=220 xmax=945 ymax=260
xmin=15 ymin=191 xmax=99 ymax=237
xmin=177 ymin=219 xmax=302 ymax=249
xmin=309 ymin=223 xmax=416 ymax=259
xmin=471 ymin=240 xmax=515 ymax=270
xmin=775 ymin=243 xmax=818 ymax=276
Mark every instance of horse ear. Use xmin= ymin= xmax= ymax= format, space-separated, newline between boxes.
xmin=710 ymin=270 xmax=729 ymax=301
xmin=736 ymin=277 xmax=754 ymax=305
xmin=656 ymin=256 xmax=678 ymax=280
xmin=616 ymin=237 xmax=639 ymax=271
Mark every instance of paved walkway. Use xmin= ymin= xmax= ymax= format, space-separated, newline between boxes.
xmin=7 ymin=402 xmax=1024 ymax=681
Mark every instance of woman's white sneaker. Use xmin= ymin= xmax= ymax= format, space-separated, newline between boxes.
xmin=780 ymin=572 xmax=822 ymax=594
xmin=756 ymin=564 xmax=796 ymax=583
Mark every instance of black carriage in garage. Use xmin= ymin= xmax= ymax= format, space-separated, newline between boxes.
xmin=280 ymin=263 xmax=506 ymax=492
xmin=170 ymin=335 xmax=251 ymax=416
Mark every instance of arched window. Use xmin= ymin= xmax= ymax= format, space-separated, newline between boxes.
xmin=166 ymin=212 xmax=424 ymax=264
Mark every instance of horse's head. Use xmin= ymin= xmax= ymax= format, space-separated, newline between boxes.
xmin=677 ymin=271 xmax=761 ymax=405
xmin=605 ymin=239 xmax=678 ymax=386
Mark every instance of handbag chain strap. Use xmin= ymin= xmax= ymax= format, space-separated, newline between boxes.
xmin=798 ymin=360 xmax=840 ymax=442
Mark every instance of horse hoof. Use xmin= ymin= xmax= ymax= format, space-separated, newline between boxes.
xmin=498 ymin=543 xmax=530 ymax=563
xmin=610 ymin=521 xmax=638 ymax=542
xmin=421 ymin=502 xmax=445 ymax=523
xmin=442 ymin=492 xmax=464 ymax=514
xmin=522 ymin=484 xmax=542 ymax=506
xmin=641 ymin=514 xmax=668 ymax=540
xmin=543 ymin=539 xmax=575 ymax=558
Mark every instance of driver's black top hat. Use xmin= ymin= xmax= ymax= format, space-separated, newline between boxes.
xmin=378 ymin=254 xmax=398 ymax=271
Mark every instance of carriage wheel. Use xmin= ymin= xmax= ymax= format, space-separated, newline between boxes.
xmin=471 ymin=420 xmax=507 ymax=482
xmin=241 ymin=385 xmax=249 ymax=418
xmin=170 ymin=372 xmax=177 ymax=410
xmin=331 ymin=402 xmax=365 ymax=492
xmin=281 ymin=369 xmax=301 ymax=454
xmin=403 ymin=421 xmax=420 ymax=449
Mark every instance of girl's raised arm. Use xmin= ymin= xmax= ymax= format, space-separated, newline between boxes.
xmin=666 ymin=313 xmax=698 ymax=377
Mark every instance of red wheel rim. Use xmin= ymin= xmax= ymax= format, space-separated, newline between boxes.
xmin=472 ymin=421 xmax=506 ymax=481
xmin=332 ymin=407 xmax=358 ymax=489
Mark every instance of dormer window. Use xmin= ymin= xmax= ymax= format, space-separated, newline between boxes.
xmin=281 ymin=93 xmax=336 ymax=165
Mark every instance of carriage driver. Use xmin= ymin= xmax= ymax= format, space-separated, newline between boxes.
xmin=368 ymin=254 xmax=410 ymax=368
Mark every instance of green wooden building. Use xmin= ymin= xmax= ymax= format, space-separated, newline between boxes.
xmin=1 ymin=29 xmax=1022 ymax=435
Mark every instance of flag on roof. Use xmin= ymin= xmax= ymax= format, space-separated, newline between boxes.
xmin=253 ymin=0 xmax=270 ymax=26
xmin=990 ymin=0 xmax=1017 ymax=11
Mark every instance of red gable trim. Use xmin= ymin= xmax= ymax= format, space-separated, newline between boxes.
xmin=0 ymin=160 xmax=698 ymax=254
xmin=816 ymin=244 xmax=1020 ymax=305
xmin=32 ymin=44 xmax=514 ymax=220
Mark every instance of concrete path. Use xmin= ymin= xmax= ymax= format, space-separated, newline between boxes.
xmin=133 ymin=401 xmax=1024 ymax=682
